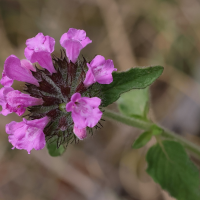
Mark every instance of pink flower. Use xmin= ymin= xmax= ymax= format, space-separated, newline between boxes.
xmin=66 ymin=93 xmax=102 ymax=138
xmin=25 ymin=33 xmax=56 ymax=74
xmin=6 ymin=116 xmax=49 ymax=154
xmin=4 ymin=55 xmax=39 ymax=86
xmin=73 ymin=126 xmax=87 ymax=140
xmin=0 ymin=70 xmax=13 ymax=87
xmin=60 ymin=28 xmax=92 ymax=63
xmin=83 ymin=55 xmax=117 ymax=87
xmin=0 ymin=87 xmax=43 ymax=116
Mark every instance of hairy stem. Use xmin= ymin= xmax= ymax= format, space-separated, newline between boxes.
xmin=103 ymin=109 xmax=200 ymax=159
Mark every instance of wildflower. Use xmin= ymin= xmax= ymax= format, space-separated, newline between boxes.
xmin=25 ymin=33 xmax=56 ymax=74
xmin=84 ymin=55 xmax=117 ymax=87
xmin=1 ymin=28 xmax=116 ymax=154
xmin=66 ymin=92 xmax=102 ymax=134
xmin=60 ymin=28 xmax=92 ymax=63
xmin=6 ymin=116 xmax=49 ymax=154
xmin=0 ymin=88 xmax=43 ymax=116
xmin=4 ymin=55 xmax=39 ymax=86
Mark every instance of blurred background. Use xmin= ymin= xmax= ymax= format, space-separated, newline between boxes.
xmin=0 ymin=0 xmax=200 ymax=199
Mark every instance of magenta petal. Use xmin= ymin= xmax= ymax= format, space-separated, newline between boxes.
xmin=90 ymin=55 xmax=105 ymax=67
xmin=85 ymin=55 xmax=117 ymax=85
xmin=6 ymin=90 xmax=43 ymax=107
xmin=4 ymin=55 xmax=39 ymax=86
xmin=25 ymin=116 xmax=49 ymax=130
xmin=6 ymin=121 xmax=24 ymax=135
xmin=72 ymin=112 xmax=87 ymax=129
xmin=25 ymin=33 xmax=56 ymax=73
xmin=0 ymin=88 xmax=43 ymax=116
xmin=71 ymin=92 xmax=81 ymax=102
xmin=43 ymin=35 xmax=55 ymax=53
xmin=23 ymin=129 xmax=45 ymax=154
xmin=60 ymin=33 xmax=68 ymax=45
xmin=83 ymin=68 xmax=95 ymax=87
xmin=24 ymin=47 xmax=33 ymax=61
xmin=62 ymin=40 xmax=82 ymax=63
xmin=6 ymin=117 xmax=48 ymax=154
xmin=0 ymin=87 xmax=14 ymax=98
xmin=7 ymin=121 xmax=27 ymax=148
xmin=15 ymin=106 xmax=26 ymax=116
xmin=68 ymin=28 xmax=86 ymax=40
xmin=66 ymin=101 xmax=74 ymax=112
xmin=94 ymin=59 xmax=116 ymax=84
xmin=60 ymin=28 xmax=92 ymax=63
xmin=1 ymin=108 xmax=12 ymax=116
xmin=0 ymin=87 xmax=13 ymax=107
xmin=82 ymin=97 xmax=101 ymax=107
xmin=66 ymin=93 xmax=102 ymax=131
xmin=73 ymin=126 xmax=87 ymax=140
xmin=20 ymin=59 xmax=36 ymax=72
xmin=31 ymin=51 xmax=56 ymax=74
xmin=86 ymin=108 xmax=102 ymax=128
xmin=0 ymin=70 xmax=13 ymax=87
xmin=80 ymin=37 xmax=92 ymax=48
xmin=85 ymin=108 xmax=102 ymax=128
xmin=26 ymin=33 xmax=55 ymax=53
xmin=0 ymin=87 xmax=14 ymax=116
xmin=60 ymin=28 xmax=86 ymax=43
xmin=26 ymin=33 xmax=45 ymax=49
xmin=6 ymin=104 xmax=26 ymax=116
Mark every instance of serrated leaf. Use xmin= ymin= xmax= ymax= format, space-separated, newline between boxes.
xmin=100 ymin=66 xmax=163 ymax=107
xmin=146 ymin=140 xmax=200 ymax=200
xmin=117 ymin=87 xmax=149 ymax=119
xmin=46 ymin=141 xmax=65 ymax=157
xmin=132 ymin=131 xmax=152 ymax=149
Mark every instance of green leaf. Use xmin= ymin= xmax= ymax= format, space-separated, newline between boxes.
xmin=146 ymin=140 xmax=200 ymax=200
xmin=132 ymin=131 xmax=153 ymax=149
xmin=117 ymin=87 xmax=149 ymax=119
xmin=100 ymin=66 xmax=163 ymax=107
xmin=46 ymin=141 xmax=65 ymax=157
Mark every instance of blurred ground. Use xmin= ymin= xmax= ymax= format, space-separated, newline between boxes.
xmin=0 ymin=0 xmax=200 ymax=199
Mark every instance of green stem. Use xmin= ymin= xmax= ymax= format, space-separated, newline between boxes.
xmin=103 ymin=109 xmax=200 ymax=159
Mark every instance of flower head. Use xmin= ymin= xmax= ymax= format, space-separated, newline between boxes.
xmin=6 ymin=117 xmax=49 ymax=154
xmin=1 ymin=28 xmax=116 ymax=154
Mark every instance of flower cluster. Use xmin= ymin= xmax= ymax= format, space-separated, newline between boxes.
xmin=0 ymin=28 xmax=117 ymax=154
